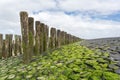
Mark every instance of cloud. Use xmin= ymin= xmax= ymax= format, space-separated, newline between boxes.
xmin=0 ymin=0 xmax=56 ymax=35
xmin=0 ymin=0 xmax=120 ymax=39
xmin=58 ymin=0 xmax=120 ymax=15
xmin=32 ymin=11 xmax=120 ymax=39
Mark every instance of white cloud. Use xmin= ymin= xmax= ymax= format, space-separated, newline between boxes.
xmin=0 ymin=0 xmax=56 ymax=35
xmin=0 ymin=0 xmax=120 ymax=39
xmin=58 ymin=0 xmax=120 ymax=15
xmin=32 ymin=11 xmax=120 ymax=39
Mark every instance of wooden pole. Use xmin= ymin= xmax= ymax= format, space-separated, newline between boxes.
xmin=0 ymin=34 xmax=3 ymax=59
xmin=46 ymin=25 xmax=49 ymax=50
xmin=42 ymin=24 xmax=48 ymax=52
xmin=40 ymin=23 xmax=45 ymax=53
xmin=35 ymin=21 xmax=40 ymax=55
xmin=5 ymin=34 xmax=9 ymax=58
xmin=8 ymin=34 xmax=13 ymax=57
xmin=12 ymin=40 xmax=15 ymax=56
xmin=54 ymin=28 xmax=57 ymax=48
xmin=20 ymin=11 xmax=30 ymax=63
xmin=18 ymin=35 xmax=22 ymax=55
xmin=57 ymin=30 xmax=61 ymax=48
xmin=14 ymin=35 xmax=19 ymax=56
xmin=2 ymin=40 xmax=7 ymax=58
xmin=28 ymin=17 xmax=34 ymax=58
xmin=49 ymin=28 xmax=56 ymax=49
xmin=40 ymin=23 xmax=45 ymax=52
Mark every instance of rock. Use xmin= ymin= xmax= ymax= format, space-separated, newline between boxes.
xmin=108 ymin=64 xmax=119 ymax=70
xmin=114 ymin=69 xmax=120 ymax=74
xmin=80 ymin=37 xmax=120 ymax=71
xmin=110 ymin=54 xmax=120 ymax=61
xmin=109 ymin=57 xmax=114 ymax=61
xmin=110 ymin=51 xmax=119 ymax=54
xmin=116 ymin=50 xmax=120 ymax=54
xmin=116 ymin=62 xmax=120 ymax=67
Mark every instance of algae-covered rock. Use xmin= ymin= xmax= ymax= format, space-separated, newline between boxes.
xmin=0 ymin=43 xmax=120 ymax=79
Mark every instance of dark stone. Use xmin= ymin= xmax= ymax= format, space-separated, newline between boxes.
xmin=116 ymin=62 xmax=120 ymax=67
xmin=108 ymin=64 xmax=119 ymax=70
xmin=114 ymin=69 xmax=120 ymax=74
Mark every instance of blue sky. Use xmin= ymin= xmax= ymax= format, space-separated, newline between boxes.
xmin=0 ymin=0 xmax=120 ymax=39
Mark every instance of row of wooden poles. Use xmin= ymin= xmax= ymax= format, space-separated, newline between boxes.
xmin=20 ymin=11 xmax=80 ymax=63
xmin=0 ymin=11 xmax=81 ymax=64
xmin=0 ymin=34 xmax=22 ymax=59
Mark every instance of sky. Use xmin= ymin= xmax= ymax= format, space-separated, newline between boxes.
xmin=0 ymin=0 xmax=120 ymax=39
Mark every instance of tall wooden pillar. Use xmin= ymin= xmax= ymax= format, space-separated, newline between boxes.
xmin=0 ymin=34 xmax=3 ymax=59
xmin=20 ymin=11 xmax=30 ymax=63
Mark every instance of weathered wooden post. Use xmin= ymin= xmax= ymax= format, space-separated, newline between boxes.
xmin=68 ymin=34 xmax=70 ymax=44
xmin=73 ymin=36 xmax=75 ymax=43
xmin=40 ymin=23 xmax=45 ymax=52
xmin=14 ymin=35 xmax=20 ymax=56
xmin=12 ymin=40 xmax=15 ymax=56
xmin=0 ymin=34 xmax=3 ymax=59
xmin=54 ymin=28 xmax=57 ymax=48
xmin=28 ymin=17 xmax=34 ymax=57
xmin=57 ymin=30 xmax=61 ymax=48
xmin=61 ymin=31 xmax=65 ymax=45
xmin=64 ymin=32 xmax=67 ymax=45
xmin=35 ymin=21 xmax=40 ymax=55
xmin=73 ymin=36 xmax=74 ymax=43
xmin=18 ymin=35 xmax=22 ymax=55
xmin=2 ymin=40 xmax=7 ymax=58
xmin=8 ymin=34 xmax=13 ymax=57
xmin=5 ymin=34 xmax=9 ymax=58
xmin=65 ymin=33 xmax=68 ymax=44
xmin=67 ymin=34 xmax=69 ymax=44
xmin=62 ymin=31 xmax=64 ymax=45
xmin=49 ymin=28 xmax=57 ymax=49
xmin=49 ymin=28 xmax=53 ymax=49
xmin=70 ymin=34 xmax=72 ymax=43
xmin=39 ymin=22 xmax=42 ymax=53
xmin=60 ymin=31 xmax=62 ymax=46
xmin=20 ymin=11 xmax=30 ymax=63
xmin=46 ymin=25 xmax=49 ymax=50
xmin=42 ymin=24 xmax=48 ymax=52
xmin=3 ymin=34 xmax=13 ymax=58
xmin=14 ymin=35 xmax=18 ymax=56
xmin=40 ymin=23 xmax=49 ymax=53
xmin=69 ymin=34 xmax=72 ymax=43
xmin=72 ymin=35 xmax=74 ymax=43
